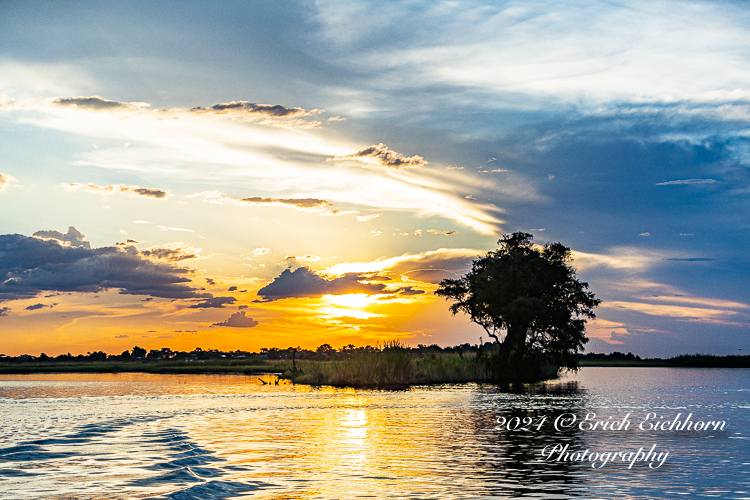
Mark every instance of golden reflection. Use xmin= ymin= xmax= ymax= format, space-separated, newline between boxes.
xmin=340 ymin=408 xmax=369 ymax=467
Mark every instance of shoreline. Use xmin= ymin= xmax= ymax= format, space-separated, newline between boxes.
xmin=0 ymin=359 xmax=750 ymax=376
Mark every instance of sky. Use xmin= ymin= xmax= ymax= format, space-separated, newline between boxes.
xmin=0 ymin=0 xmax=749 ymax=357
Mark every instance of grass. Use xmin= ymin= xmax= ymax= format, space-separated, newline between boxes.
xmin=0 ymin=359 xmax=283 ymax=375
xmin=289 ymin=341 xmax=492 ymax=387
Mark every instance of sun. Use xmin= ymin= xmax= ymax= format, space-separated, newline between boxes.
xmin=318 ymin=294 xmax=382 ymax=319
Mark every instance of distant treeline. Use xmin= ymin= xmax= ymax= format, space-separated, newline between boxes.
xmin=1 ymin=346 xmax=749 ymax=368
xmin=0 ymin=343 xmax=485 ymax=364
xmin=577 ymin=351 xmax=750 ymax=368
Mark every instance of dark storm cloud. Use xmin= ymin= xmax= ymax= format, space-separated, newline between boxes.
xmin=256 ymin=267 xmax=389 ymax=302
xmin=211 ymin=310 xmax=259 ymax=328
xmin=0 ymin=306 xmax=10 ymax=316
xmin=328 ymin=143 xmax=427 ymax=169
xmin=52 ymin=96 xmax=133 ymax=110
xmin=191 ymin=101 xmax=310 ymax=117
xmin=188 ymin=296 xmax=236 ymax=308
xmin=0 ymin=228 xmax=210 ymax=302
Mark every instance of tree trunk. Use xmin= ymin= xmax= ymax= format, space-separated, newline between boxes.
xmin=498 ymin=322 xmax=528 ymax=366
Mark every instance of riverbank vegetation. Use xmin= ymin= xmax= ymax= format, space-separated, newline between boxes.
xmin=1 ymin=345 xmax=748 ymax=384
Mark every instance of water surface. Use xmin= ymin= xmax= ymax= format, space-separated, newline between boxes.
xmin=0 ymin=368 xmax=747 ymax=499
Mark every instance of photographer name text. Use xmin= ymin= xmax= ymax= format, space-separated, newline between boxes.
xmin=494 ymin=412 xmax=726 ymax=469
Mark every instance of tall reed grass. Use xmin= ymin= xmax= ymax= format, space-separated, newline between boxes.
xmin=290 ymin=340 xmax=492 ymax=387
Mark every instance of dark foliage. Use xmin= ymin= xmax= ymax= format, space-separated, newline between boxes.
xmin=436 ymin=232 xmax=601 ymax=382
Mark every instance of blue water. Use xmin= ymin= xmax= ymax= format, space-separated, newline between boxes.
xmin=0 ymin=368 xmax=748 ymax=499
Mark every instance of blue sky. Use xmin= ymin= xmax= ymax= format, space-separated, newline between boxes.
xmin=0 ymin=0 xmax=748 ymax=357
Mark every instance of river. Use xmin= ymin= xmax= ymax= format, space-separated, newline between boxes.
xmin=0 ymin=368 xmax=748 ymax=499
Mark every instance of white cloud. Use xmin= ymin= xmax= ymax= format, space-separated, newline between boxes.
xmin=656 ymin=178 xmax=718 ymax=186
xmin=1 ymin=94 xmax=537 ymax=233
xmin=571 ymin=247 xmax=667 ymax=272
xmin=356 ymin=214 xmax=380 ymax=222
xmin=313 ymin=0 xmax=750 ymax=106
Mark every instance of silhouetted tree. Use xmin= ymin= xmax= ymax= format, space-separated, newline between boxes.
xmin=436 ymin=232 xmax=600 ymax=382
xmin=131 ymin=346 xmax=147 ymax=359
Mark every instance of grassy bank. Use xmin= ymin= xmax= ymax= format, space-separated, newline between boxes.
xmin=290 ymin=349 xmax=492 ymax=388
xmin=0 ymin=359 xmax=283 ymax=375
xmin=2 ymin=350 xmax=748 ymax=387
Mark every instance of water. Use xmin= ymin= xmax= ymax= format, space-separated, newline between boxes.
xmin=0 ymin=368 xmax=747 ymax=499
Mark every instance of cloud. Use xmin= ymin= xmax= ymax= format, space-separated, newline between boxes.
xmin=240 ymin=196 xmax=330 ymax=209
xmin=189 ymin=191 xmax=360 ymax=217
xmin=212 ymin=310 xmax=259 ymax=328
xmin=328 ymin=143 xmax=427 ymax=169
xmin=604 ymin=300 xmax=745 ymax=325
xmin=51 ymin=96 xmax=146 ymax=111
xmin=256 ymin=267 xmax=391 ymax=301
xmin=252 ymin=247 xmax=271 ymax=256
xmin=313 ymin=1 xmax=750 ymax=106
xmin=0 ymin=172 xmax=11 ymax=191
xmin=140 ymin=245 xmax=199 ymax=262
xmin=64 ymin=182 xmax=170 ymax=199
xmin=33 ymin=226 xmax=91 ymax=249
xmin=286 ymin=254 xmax=323 ymax=263
xmin=115 ymin=335 xmax=130 ymax=339
xmin=16 ymin=94 xmax=507 ymax=233
xmin=639 ymin=232 xmax=651 ymax=237
xmin=0 ymin=228 xmax=211 ymax=302
xmin=0 ymin=307 xmax=10 ymax=316
xmin=158 ymin=226 xmax=193 ymax=232
xmin=25 ymin=303 xmax=51 ymax=311
xmin=666 ymin=257 xmax=714 ymax=262
xmin=228 ymin=286 xmax=238 ymax=291
xmin=571 ymin=248 xmax=667 ymax=271
xmin=356 ymin=214 xmax=381 ymax=222
xmin=324 ymin=247 xmax=483 ymax=284
xmin=427 ymin=229 xmax=458 ymax=236
xmin=188 ymin=190 xmax=355 ymax=216
xmin=191 ymin=101 xmax=312 ymax=118
xmin=655 ymin=178 xmax=718 ymax=186
xmin=188 ymin=296 xmax=237 ymax=308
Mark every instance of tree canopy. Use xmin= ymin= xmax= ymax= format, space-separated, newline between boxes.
xmin=436 ymin=232 xmax=600 ymax=381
